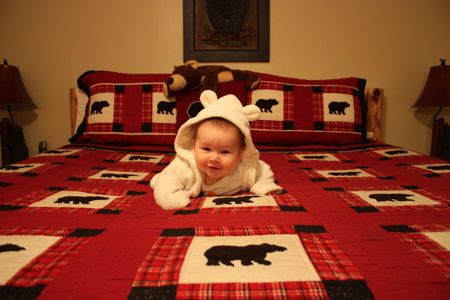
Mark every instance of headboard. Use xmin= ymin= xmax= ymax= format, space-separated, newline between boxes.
xmin=69 ymin=87 xmax=384 ymax=141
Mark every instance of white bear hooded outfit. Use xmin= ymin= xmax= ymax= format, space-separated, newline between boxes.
xmin=150 ymin=90 xmax=282 ymax=210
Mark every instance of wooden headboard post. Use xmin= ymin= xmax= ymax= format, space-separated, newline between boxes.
xmin=69 ymin=87 xmax=384 ymax=141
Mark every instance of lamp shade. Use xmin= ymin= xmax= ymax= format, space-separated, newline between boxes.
xmin=0 ymin=61 xmax=36 ymax=110
xmin=413 ymin=61 xmax=450 ymax=107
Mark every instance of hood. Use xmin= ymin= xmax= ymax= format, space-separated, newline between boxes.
xmin=174 ymin=90 xmax=261 ymax=168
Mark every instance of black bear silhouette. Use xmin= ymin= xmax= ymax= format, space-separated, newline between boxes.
xmin=212 ymin=195 xmax=260 ymax=205
xmin=369 ymin=193 xmax=414 ymax=202
xmin=328 ymin=101 xmax=350 ymax=115
xmin=426 ymin=165 xmax=450 ymax=171
xmin=100 ymin=173 xmax=137 ymax=179
xmin=328 ymin=171 xmax=361 ymax=176
xmin=204 ymin=243 xmax=287 ymax=266
xmin=129 ymin=155 xmax=157 ymax=161
xmin=157 ymin=101 xmax=176 ymax=115
xmin=0 ymin=243 xmax=26 ymax=253
xmin=55 ymin=195 xmax=109 ymax=205
xmin=90 ymin=100 xmax=110 ymax=114
xmin=1 ymin=165 xmax=34 ymax=171
xmin=303 ymin=155 xmax=327 ymax=159
xmin=255 ymin=99 xmax=279 ymax=113
xmin=385 ymin=150 xmax=408 ymax=155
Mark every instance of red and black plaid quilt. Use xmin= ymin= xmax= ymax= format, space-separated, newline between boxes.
xmin=0 ymin=142 xmax=449 ymax=299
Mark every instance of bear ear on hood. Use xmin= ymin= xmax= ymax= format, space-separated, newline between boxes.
xmin=243 ymin=104 xmax=261 ymax=121
xmin=200 ymin=90 xmax=218 ymax=107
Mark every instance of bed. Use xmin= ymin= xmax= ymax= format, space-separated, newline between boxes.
xmin=1 ymin=70 xmax=449 ymax=299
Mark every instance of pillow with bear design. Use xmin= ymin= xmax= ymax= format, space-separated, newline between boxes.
xmin=248 ymin=73 xmax=367 ymax=145
xmin=70 ymin=71 xmax=177 ymax=145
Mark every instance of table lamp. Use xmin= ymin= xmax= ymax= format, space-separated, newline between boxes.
xmin=0 ymin=59 xmax=37 ymax=165
xmin=413 ymin=59 xmax=450 ymax=159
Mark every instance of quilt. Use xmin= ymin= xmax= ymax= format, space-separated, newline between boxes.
xmin=0 ymin=142 xmax=449 ymax=299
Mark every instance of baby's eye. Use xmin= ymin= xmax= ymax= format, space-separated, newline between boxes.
xmin=201 ymin=147 xmax=210 ymax=152
xmin=221 ymin=150 xmax=231 ymax=154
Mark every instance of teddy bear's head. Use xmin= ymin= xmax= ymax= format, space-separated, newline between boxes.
xmin=163 ymin=60 xmax=203 ymax=98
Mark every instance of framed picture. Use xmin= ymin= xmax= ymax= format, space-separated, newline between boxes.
xmin=183 ymin=0 xmax=269 ymax=62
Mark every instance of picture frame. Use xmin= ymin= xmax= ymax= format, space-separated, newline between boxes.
xmin=183 ymin=0 xmax=269 ymax=62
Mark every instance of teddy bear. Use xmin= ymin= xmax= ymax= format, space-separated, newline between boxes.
xmin=163 ymin=60 xmax=260 ymax=98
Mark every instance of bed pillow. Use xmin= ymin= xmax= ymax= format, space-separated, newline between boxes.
xmin=70 ymin=71 xmax=177 ymax=145
xmin=248 ymin=73 xmax=367 ymax=145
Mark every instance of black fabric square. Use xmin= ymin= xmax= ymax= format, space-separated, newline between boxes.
xmin=114 ymin=85 xmax=125 ymax=93
xmin=314 ymin=122 xmax=324 ymax=130
xmin=283 ymin=84 xmax=293 ymax=91
xmin=161 ymin=228 xmax=195 ymax=237
xmin=142 ymin=84 xmax=153 ymax=93
xmin=381 ymin=225 xmax=417 ymax=233
xmin=312 ymin=86 xmax=323 ymax=93
xmin=283 ymin=121 xmax=294 ymax=130
xmin=351 ymin=206 xmax=379 ymax=213
xmin=173 ymin=209 xmax=200 ymax=215
xmin=68 ymin=228 xmax=105 ymax=237
xmin=113 ymin=123 xmax=123 ymax=132
xmin=0 ymin=284 xmax=46 ymax=300
xmin=323 ymin=280 xmax=374 ymax=300
xmin=355 ymin=123 xmax=362 ymax=132
xmin=294 ymin=225 xmax=326 ymax=233
xmin=128 ymin=286 xmax=177 ymax=300
xmin=142 ymin=123 xmax=152 ymax=132
xmin=279 ymin=206 xmax=306 ymax=212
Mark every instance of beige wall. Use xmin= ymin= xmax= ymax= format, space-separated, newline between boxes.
xmin=1 ymin=0 xmax=449 ymax=157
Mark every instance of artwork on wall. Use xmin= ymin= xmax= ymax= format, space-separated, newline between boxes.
xmin=183 ymin=0 xmax=269 ymax=62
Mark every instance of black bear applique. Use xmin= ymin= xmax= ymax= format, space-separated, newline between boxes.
xmin=426 ymin=165 xmax=450 ymax=171
xmin=100 ymin=173 xmax=138 ymax=179
xmin=328 ymin=171 xmax=361 ymax=176
xmin=385 ymin=150 xmax=408 ymax=155
xmin=302 ymin=155 xmax=327 ymax=160
xmin=90 ymin=100 xmax=110 ymax=114
xmin=0 ymin=243 xmax=26 ymax=253
xmin=128 ymin=155 xmax=158 ymax=161
xmin=157 ymin=101 xmax=176 ymax=115
xmin=212 ymin=195 xmax=260 ymax=205
xmin=255 ymin=98 xmax=279 ymax=113
xmin=328 ymin=101 xmax=350 ymax=115
xmin=204 ymin=243 xmax=287 ymax=266
xmin=1 ymin=165 xmax=34 ymax=171
xmin=54 ymin=195 xmax=109 ymax=205
xmin=368 ymin=193 xmax=414 ymax=202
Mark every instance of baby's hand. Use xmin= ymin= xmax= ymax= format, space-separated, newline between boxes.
xmin=166 ymin=190 xmax=190 ymax=210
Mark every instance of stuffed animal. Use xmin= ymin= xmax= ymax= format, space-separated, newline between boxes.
xmin=163 ymin=60 xmax=260 ymax=98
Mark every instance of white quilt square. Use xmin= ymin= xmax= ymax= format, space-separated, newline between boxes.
xmin=251 ymin=90 xmax=284 ymax=121
xmin=178 ymin=234 xmax=320 ymax=283
xmin=152 ymin=92 xmax=176 ymax=123
xmin=374 ymin=148 xmax=421 ymax=157
xmin=350 ymin=190 xmax=439 ymax=207
xmin=422 ymin=231 xmax=450 ymax=251
xmin=0 ymin=235 xmax=61 ymax=284
xmin=323 ymin=93 xmax=355 ymax=122
xmin=0 ymin=163 xmax=44 ymax=173
xmin=88 ymin=92 xmax=114 ymax=123
xmin=295 ymin=153 xmax=339 ymax=161
xmin=413 ymin=164 xmax=450 ymax=174
xmin=316 ymin=168 xmax=374 ymax=178
xmin=30 ymin=191 xmax=118 ymax=209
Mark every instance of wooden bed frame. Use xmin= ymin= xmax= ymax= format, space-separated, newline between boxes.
xmin=69 ymin=87 xmax=384 ymax=141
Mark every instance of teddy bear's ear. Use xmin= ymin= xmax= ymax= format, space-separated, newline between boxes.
xmin=200 ymin=90 xmax=218 ymax=107
xmin=242 ymin=104 xmax=261 ymax=121
xmin=185 ymin=60 xmax=198 ymax=69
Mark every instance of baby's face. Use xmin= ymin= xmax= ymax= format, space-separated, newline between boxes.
xmin=193 ymin=121 xmax=244 ymax=185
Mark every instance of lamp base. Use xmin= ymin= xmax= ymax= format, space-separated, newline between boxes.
xmin=0 ymin=117 xmax=29 ymax=166
xmin=430 ymin=117 xmax=450 ymax=161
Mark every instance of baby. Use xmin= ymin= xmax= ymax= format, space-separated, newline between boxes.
xmin=150 ymin=90 xmax=282 ymax=210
